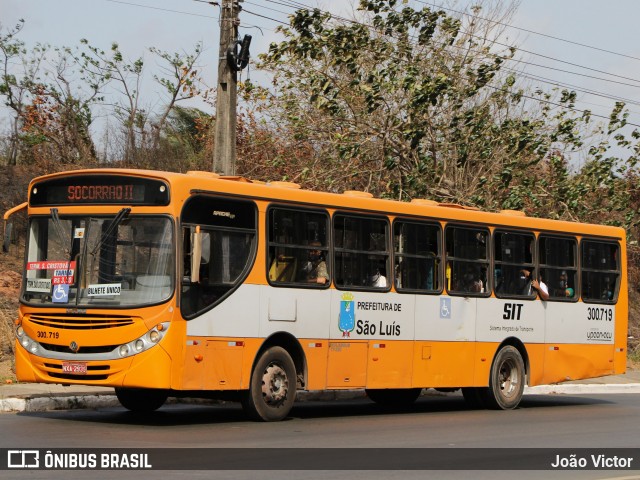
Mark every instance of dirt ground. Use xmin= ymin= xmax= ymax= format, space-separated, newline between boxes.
xmin=0 ymin=270 xmax=21 ymax=383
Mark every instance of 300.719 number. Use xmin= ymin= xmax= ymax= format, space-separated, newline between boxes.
xmin=36 ymin=331 xmax=59 ymax=339
xmin=587 ymin=307 xmax=613 ymax=321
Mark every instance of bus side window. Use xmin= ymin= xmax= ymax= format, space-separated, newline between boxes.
xmin=267 ymin=207 xmax=329 ymax=287
xmin=539 ymin=235 xmax=578 ymax=301
xmin=581 ymin=240 xmax=620 ymax=303
xmin=334 ymin=214 xmax=390 ymax=291
xmin=493 ymin=230 xmax=535 ymax=299
xmin=445 ymin=225 xmax=489 ymax=296
xmin=393 ymin=220 xmax=441 ymax=293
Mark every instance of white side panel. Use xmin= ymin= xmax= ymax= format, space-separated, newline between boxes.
xmin=414 ymin=296 xmax=476 ymax=342
xmin=186 ymin=284 xmax=261 ymax=337
xmin=186 ymin=284 xmax=615 ymax=347
xmin=329 ymin=290 xmax=415 ymax=341
xmin=545 ymin=302 xmax=615 ymax=344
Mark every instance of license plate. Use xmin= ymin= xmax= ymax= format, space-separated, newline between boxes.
xmin=62 ymin=362 xmax=87 ymax=375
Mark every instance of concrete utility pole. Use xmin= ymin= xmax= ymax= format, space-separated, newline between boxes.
xmin=213 ymin=0 xmax=240 ymax=175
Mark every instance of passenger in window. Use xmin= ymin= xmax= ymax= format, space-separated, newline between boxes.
xmin=368 ymin=267 xmax=387 ymax=288
xmin=494 ymin=267 xmax=503 ymax=293
xmin=602 ymin=277 xmax=613 ymax=301
xmin=565 ymin=287 xmax=575 ymax=298
xmin=302 ymin=242 xmax=329 ymax=285
xmin=559 ymin=270 xmax=568 ymax=290
xmin=517 ymin=269 xmax=533 ymax=295
xmin=459 ymin=266 xmax=483 ymax=293
xmin=522 ymin=269 xmax=549 ymax=300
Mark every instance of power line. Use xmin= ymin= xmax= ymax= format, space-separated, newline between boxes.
xmin=104 ymin=0 xmax=217 ymax=19
xmin=242 ymin=7 xmax=289 ymax=26
xmin=413 ymin=0 xmax=640 ymax=63
xmin=508 ymin=56 xmax=640 ymax=90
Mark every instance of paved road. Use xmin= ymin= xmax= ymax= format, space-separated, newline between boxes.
xmin=2 ymin=392 xmax=640 ymax=479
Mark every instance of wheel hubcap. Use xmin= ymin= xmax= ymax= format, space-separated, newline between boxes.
xmin=499 ymin=358 xmax=519 ymax=399
xmin=261 ymin=362 xmax=289 ymax=406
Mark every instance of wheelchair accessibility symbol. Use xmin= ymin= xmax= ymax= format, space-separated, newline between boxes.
xmin=52 ymin=284 xmax=69 ymax=303
xmin=440 ymin=298 xmax=451 ymax=319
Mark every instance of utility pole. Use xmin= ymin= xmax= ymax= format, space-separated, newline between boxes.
xmin=213 ymin=0 xmax=240 ymax=175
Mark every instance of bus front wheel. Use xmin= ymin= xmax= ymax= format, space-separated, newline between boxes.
xmin=242 ymin=346 xmax=297 ymax=421
xmin=482 ymin=345 xmax=525 ymax=410
xmin=115 ymin=387 xmax=168 ymax=412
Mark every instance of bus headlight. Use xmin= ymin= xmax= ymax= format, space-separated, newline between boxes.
xmin=17 ymin=329 xmax=39 ymax=355
xmin=116 ymin=322 xmax=169 ymax=359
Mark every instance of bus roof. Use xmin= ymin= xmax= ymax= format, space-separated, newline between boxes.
xmin=28 ymin=168 xmax=626 ymax=240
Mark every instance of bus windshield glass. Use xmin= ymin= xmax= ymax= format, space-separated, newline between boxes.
xmin=22 ymin=213 xmax=174 ymax=307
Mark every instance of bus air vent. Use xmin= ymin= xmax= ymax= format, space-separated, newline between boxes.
xmin=438 ymin=203 xmax=480 ymax=211
xmin=410 ymin=199 xmax=439 ymax=206
xmin=343 ymin=190 xmax=373 ymax=198
xmin=500 ymin=209 xmax=527 ymax=216
xmin=29 ymin=314 xmax=135 ymax=330
xmin=186 ymin=171 xmax=221 ymax=178
xmin=220 ymin=176 xmax=252 ymax=183
xmin=269 ymin=181 xmax=301 ymax=189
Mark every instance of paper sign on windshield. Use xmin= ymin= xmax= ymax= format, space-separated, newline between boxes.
xmin=87 ymin=284 xmax=122 ymax=296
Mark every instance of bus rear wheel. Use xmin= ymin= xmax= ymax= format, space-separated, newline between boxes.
xmin=115 ymin=387 xmax=168 ymax=412
xmin=242 ymin=346 xmax=297 ymax=421
xmin=366 ymin=388 xmax=422 ymax=406
xmin=482 ymin=345 xmax=525 ymax=410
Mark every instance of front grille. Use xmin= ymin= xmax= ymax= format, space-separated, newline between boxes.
xmin=29 ymin=314 xmax=135 ymax=330
xmin=40 ymin=343 xmax=118 ymax=354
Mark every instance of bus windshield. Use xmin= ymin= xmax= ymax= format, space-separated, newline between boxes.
xmin=22 ymin=213 xmax=174 ymax=307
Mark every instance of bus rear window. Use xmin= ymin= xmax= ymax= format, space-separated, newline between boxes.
xmin=581 ymin=240 xmax=620 ymax=303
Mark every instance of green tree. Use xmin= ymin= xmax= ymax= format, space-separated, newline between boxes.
xmin=250 ymin=1 xmax=587 ymax=209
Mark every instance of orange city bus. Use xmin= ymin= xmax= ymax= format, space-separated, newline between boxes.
xmin=3 ymin=169 xmax=627 ymax=421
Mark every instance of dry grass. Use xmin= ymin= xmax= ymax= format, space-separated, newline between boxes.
xmin=0 ymin=297 xmax=18 ymax=382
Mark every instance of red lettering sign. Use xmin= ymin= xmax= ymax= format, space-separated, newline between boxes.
xmin=67 ymin=184 xmax=134 ymax=202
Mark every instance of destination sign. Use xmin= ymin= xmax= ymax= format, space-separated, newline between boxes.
xmin=29 ymin=175 xmax=170 ymax=206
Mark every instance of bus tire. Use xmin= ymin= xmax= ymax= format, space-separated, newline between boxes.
xmin=115 ymin=387 xmax=168 ymax=412
xmin=482 ymin=345 xmax=525 ymax=410
xmin=366 ymin=388 xmax=422 ymax=406
xmin=242 ymin=346 xmax=297 ymax=421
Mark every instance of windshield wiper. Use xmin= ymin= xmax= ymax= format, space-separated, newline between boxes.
xmin=89 ymin=208 xmax=131 ymax=256
xmin=50 ymin=208 xmax=71 ymax=257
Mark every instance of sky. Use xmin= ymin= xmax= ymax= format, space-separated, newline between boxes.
xmin=2 ymin=0 xmax=640 ymax=155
